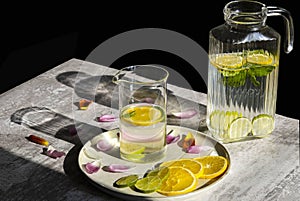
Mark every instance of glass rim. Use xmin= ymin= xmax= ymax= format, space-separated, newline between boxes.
xmin=113 ymin=64 xmax=169 ymax=85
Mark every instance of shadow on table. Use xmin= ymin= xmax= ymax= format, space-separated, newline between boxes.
xmin=9 ymin=106 xmax=120 ymax=198
xmin=56 ymin=71 xmax=208 ymax=131
xmin=0 ymin=147 xmax=113 ymax=200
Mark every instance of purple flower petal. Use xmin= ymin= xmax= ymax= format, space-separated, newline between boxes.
xmin=43 ymin=145 xmax=66 ymax=159
xmin=85 ymin=160 xmax=101 ymax=174
xmin=97 ymin=114 xmax=117 ymax=122
xmin=96 ymin=139 xmax=114 ymax=151
xmin=140 ymin=97 xmax=155 ymax=104
xmin=171 ymin=109 xmax=198 ymax=119
xmin=166 ymin=134 xmax=180 ymax=144
xmin=187 ymin=145 xmax=212 ymax=154
xmin=102 ymin=164 xmax=135 ymax=173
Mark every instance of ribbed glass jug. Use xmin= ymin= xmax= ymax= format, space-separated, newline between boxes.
xmin=207 ymin=0 xmax=294 ymax=143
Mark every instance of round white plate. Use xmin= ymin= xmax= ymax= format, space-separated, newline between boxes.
xmin=78 ymin=125 xmax=231 ymax=200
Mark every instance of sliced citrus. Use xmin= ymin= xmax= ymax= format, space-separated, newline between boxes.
xmin=252 ymin=114 xmax=274 ymax=136
xmin=146 ymin=166 xmax=170 ymax=182
xmin=114 ymin=174 xmax=139 ymax=188
xmin=121 ymin=104 xmax=164 ymax=126
xmin=210 ymin=110 xmax=242 ymax=131
xmin=194 ymin=156 xmax=228 ymax=179
xmin=247 ymin=50 xmax=274 ymax=65
xmin=134 ymin=176 xmax=162 ymax=193
xmin=159 ymin=158 xmax=204 ymax=178
xmin=228 ymin=117 xmax=252 ymax=138
xmin=214 ymin=53 xmax=244 ymax=69
xmin=157 ymin=166 xmax=197 ymax=196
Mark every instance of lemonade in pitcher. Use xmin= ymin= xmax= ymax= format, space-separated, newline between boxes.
xmin=207 ymin=0 xmax=294 ymax=143
xmin=207 ymin=50 xmax=278 ymax=142
xmin=119 ymin=103 xmax=166 ymax=162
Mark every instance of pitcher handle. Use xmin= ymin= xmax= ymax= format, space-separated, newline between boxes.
xmin=267 ymin=6 xmax=294 ymax=54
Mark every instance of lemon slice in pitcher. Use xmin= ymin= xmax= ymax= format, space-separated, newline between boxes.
xmin=121 ymin=105 xmax=164 ymax=126
xmin=247 ymin=50 xmax=274 ymax=65
xmin=214 ymin=53 xmax=244 ymax=69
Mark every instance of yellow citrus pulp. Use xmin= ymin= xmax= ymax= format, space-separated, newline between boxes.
xmin=157 ymin=166 xmax=198 ymax=196
xmin=194 ymin=156 xmax=228 ymax=179
xmin=159 ymin=158 xmax=204 ymax=178
xmin=121 ymin=105 xmax=164 ymax=126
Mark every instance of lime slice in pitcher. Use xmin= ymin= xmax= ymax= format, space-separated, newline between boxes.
xmin=228 ymin=117 xmax=252 ymax=138
xmin=252 ymin=114 xmax=274 ymax=136
xmin=210 ymin=110 xmax=242 ymax=131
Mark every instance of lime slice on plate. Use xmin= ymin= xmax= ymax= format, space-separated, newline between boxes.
xmin=228 ymin=117 xmax=252 ymax=138
xmin=146 ymin=166 xmax=170 ymax=182
xmin=252 ymin=114 xmax=274 ymax=136
xmin=114 ymin=174 xmax=139 ymax=188
xmin=134 ymin=176 xmax=162 ymax=193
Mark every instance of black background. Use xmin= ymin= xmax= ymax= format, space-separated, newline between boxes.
xmin=1 ymin=0 xmax=298 ymax=120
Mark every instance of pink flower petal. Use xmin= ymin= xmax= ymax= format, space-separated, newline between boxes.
xmin=43 ymin=145 xmax=66 ymax=159
xmin=166 ymin=130 xmax=180 ymax=144
xmin=140 ymin=97 xmax=155 ymax=104
xmin=171 ymin=109 xmax=198 ymax=119
xmin=96 ymin=139 xmax=114 ymax=151
xmin=166 ymin=135 xmax=180 ymax=144
xmin=97 ymin=114 xmax=116 ymax=122
xmin=84 ymin=160 xmax=101 ymax=174
xmin=187 ymin=145 xmax=212 ymax=154
xmin=102 ymin=164 xmax=135 ymax=173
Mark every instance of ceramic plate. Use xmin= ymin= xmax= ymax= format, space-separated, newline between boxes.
xmin=78 ymin=125 xmax=231 ymax=200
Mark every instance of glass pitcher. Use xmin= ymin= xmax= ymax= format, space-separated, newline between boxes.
xmin=113 ymin=65 xmax=169 ymax=163
xmin=207 ymin=0 xmax=294 ymax=143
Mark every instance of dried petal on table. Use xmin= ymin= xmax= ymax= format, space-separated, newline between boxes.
xmin=79 ymin=99 xmax=93 ymax=110
xmin=171 ymin=109 xmax=198 ymax=119
xmin=26 ymin=135 xmax=49 ymax=146
xmin=97 ymin=114 xmax=117 ymax=122
xmin=43 ymin=145 xmax=66 ymax=159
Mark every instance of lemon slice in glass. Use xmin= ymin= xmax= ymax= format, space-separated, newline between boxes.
xmin=252 ymin=114 xmax=274 ymax=136
xmin=122 ymin=105 xmax=164 ymax=126
xmin=228 ymin=117 xmax=252 ymax=139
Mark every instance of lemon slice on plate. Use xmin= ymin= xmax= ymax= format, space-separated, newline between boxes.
xmin=160 ymin=158 xmax=204 ymax=178
xmin=157 ymin=166 xmax=198 ymax=196
xmin=194 ymin=156 xmax=228 ymax=179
